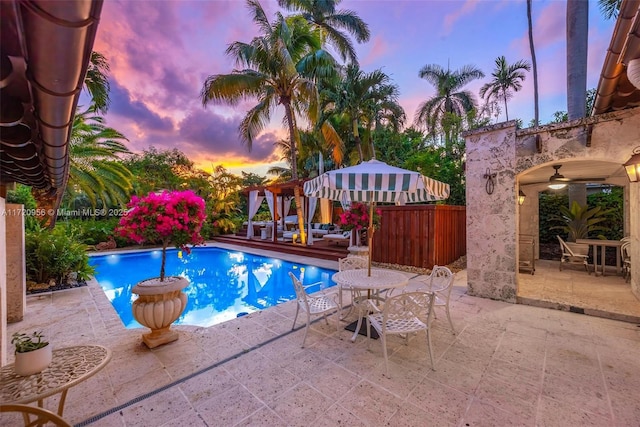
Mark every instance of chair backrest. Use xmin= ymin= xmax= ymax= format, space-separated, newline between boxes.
xmin=288 ymin=272 xmax=309 ymax=306
xmin=557 ymin=235 xmax=575 ymax=256
xmin=339 ymin=256 xmax=367 ymax=271
xmin=621 ymin=241 xmax=631 ymax=260
xmin=1 ymin=404 xmax=71 ymax=427
xmin=428 ymin=266 xmax=454 ymax=297
xmin=382 ymin=291 xmax=435 ymax=331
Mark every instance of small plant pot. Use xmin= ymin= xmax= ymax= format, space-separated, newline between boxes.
xmin=14 ymin=344 xmax=52 ymax=376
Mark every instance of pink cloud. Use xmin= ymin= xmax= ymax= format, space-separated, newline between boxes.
xmin=442 ymin=0 xmax=479 ymax=36
xmin=361 ymin=35 xmax=390 ymax=66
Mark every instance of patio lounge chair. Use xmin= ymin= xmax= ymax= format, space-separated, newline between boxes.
xmin=288 ymin=272 xmax=339 ymax=347
xmin=323 ymin=230 xmax=351 ymax=246
xmin=557 ymin=235 xmax=591 ymax=273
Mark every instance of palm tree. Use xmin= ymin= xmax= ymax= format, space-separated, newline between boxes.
xmin=598 ymin=0 xmax=622 ymax=19
xmin=414 ymin=63 xmax=484 ymax=144
xmin=278 ymin=0 xmax=370 ymax=64
xmin=363 ymin=82 xmax=405 ymax=159
xmin=479 ymin=56 xmax=531 ymax=122
xmin=200 ymin=0 xmax=338 ymax=243
xmin=322 ymin=64 xmax=401 ymax=162
xmin=84 ymin=52 xmax=111 ymax=114
xmin=527 ymin=0 xmax=539 ymax=126
xmin=66 ymin=106 xmax=133 ymax=209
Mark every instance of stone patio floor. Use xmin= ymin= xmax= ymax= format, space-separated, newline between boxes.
xmin=5 ymin=246 xmax=640 ymax=426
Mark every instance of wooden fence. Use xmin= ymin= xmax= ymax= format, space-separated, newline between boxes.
xmin=371 ymin=205 xmax=466 ymax=269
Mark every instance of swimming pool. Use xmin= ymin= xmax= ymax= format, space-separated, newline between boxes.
xmin=90 ymin=247 xmax=337 ymax=328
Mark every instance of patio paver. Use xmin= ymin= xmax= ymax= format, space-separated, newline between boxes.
xmin=4 ymin=248 xmax=640 ymax=426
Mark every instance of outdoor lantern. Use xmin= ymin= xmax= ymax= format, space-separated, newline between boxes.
xmin=627 ymin=58 xmax=640 ymax=90
xmin=518 ymin=190 xmax=526 ymax=205
xmin=623 ymin=146 xmax=640 ymax=182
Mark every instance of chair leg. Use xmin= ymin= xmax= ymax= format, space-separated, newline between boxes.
xmin=301 ymin=311 xmax=311 ymax=348
xmin=291 ymin=303 xmax=300 ymax=331
xmin=426 ymin=328 xmax=435 ymax=371
xmin=445 ymin=305 xmax=456 ymax=335
xmin=351 ymin=314 xmax=363 ymax=342
xmin=381 ymin=333 xmax=389 ymax=377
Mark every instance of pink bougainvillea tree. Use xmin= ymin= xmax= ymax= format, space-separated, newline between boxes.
xmin=116 ymin=190 xmax=206 ymax=281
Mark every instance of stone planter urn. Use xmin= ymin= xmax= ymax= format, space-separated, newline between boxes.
xmin=132 ymin=276 xmax=189 ymax=348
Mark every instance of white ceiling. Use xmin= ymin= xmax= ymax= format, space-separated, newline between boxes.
xmin=518 ymin=160 xmax=628 ymax=186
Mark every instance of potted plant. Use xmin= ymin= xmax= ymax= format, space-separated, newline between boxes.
xmin=551 ymin=201 xmax=611 ymax=255
xmin=338 ymin=202 xmax=382 ymax=247
xmin=116 ymin=190 xmax=206 ymax=348
xmin=11 ymin=331 xmax=52 ymax=376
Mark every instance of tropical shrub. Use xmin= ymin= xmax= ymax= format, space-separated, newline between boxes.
xmin=25 ymin=227 xmax=94 ymax=284
xmin=338 ymin=202 xmax=381 ymax=231
xmin=550 ymin=201 xmax=611 ymax=242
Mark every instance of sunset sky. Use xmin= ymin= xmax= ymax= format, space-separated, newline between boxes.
xmin=90 ymin=0 xmax=615 ymax=177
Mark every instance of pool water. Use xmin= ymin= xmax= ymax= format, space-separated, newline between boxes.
xmin=90 ymin=247 xmax=336 ymax=328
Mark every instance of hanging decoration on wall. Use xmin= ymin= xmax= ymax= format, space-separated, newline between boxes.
xmin=483 ymin=168 xmax=496 ymax=194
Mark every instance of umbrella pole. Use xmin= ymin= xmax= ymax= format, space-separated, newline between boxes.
xmin=368 ymin=201 xmax=374 ymax=276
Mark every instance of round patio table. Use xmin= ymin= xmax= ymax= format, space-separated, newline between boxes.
xmin=332 ymin=269 xmax=409 ymax=341
xmin=0 ymin=345 xmax=111 ymax=417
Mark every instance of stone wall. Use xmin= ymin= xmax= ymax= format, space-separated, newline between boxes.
xmin=465 ymin=106 xmax=640 ymax=302
xmin=5 ymin=203 xmax=25 ymax=323
xmin=0 ymin=197 xmax=7 ymax=365
xmin=465 ymin=121 xmax=518 ymax=302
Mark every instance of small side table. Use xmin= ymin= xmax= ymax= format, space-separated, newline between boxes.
xmin=0 ymin=345 xmax=111 ymax=417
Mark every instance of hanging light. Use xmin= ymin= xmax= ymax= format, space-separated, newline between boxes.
xmin=548 ymin=183 xmax=567 ymax=190
xmin=623 ymin=146 xmax=640 ymax=182
xmin=518 ymin=190 xmax=526 ymax=205
xmin=548 ymin=165 xmax=568 ymax=189
xmin=627 ymin=58 xmax=640 ymax=90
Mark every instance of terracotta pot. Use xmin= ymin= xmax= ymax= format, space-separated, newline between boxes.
xmin=566 ymin=242 xmax=589 ymax=256
xmin=14 ymin=344 xmax=52 ymax=376
xmin=132 ymin=276 xmax=189 ymax=348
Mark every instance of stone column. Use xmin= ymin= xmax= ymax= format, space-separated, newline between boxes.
xmin=465 ymin=122 xmax=518 ymax=302
xmin=6 ymin=204 xmax=25 ymax=323
xmin=629 ymin=181 xmax=639 ymax=298
xmin=0 ymin=197 xmax=7 ymax=365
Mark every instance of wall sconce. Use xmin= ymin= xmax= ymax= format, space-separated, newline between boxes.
xmin=624 ymin=146 xmax=640 ymax=182
xmin=483 ymin=168 xmax=496 ymax=194
xmin=518 ymin=190 xmax=526 ymax=205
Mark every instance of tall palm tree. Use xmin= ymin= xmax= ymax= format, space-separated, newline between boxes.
xmin=66 ymin=106 xmax=133 ymax=208
xmin=84 ymin=52 xmax=111 ymax=114
xmin=200 ymin=0 xmax=338 ymax=243
xmin=479 ymin=56 xmax=531 ymax=122
xmin=414 ymin=63 xmax=484 ymax=144
xmin=278 ymin=0 xmax=370 ymax=64
xmin=566 ymin=0 xmax=588 ymax=120
xmin=527 ymin=0 xmax=539 ymax=126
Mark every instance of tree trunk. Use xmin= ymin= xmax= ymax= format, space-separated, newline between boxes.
xmin=504 ymin=93 xmax=510 ymax=121
xmin=283 ymin=99 xmax=306 ymax=244
xmin=527 ymin=0 xmax=540 ymax=126
xmin=566 ymin=0 xmax=588 ymax=121
xmin=160 ymin=240 xmax=169 ymax=281
xmin=353 ymin=119 xmax=364 ymax=162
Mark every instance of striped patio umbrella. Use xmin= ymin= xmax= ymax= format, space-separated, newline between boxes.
xmin=303 ymin=159 xmax=450 ymax=274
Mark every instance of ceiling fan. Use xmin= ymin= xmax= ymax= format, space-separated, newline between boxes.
xmin=548 ymin=164 xmax=605 ymax=183
xmin=544 ymin=164 xmax=606 ymax=188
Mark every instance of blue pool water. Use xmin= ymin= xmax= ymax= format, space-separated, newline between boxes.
xmin=90 ymin=247 xmax=337 ymax=328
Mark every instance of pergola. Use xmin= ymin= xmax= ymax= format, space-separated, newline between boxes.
xmin=242 ymin=179 xmax=320 ymax=244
